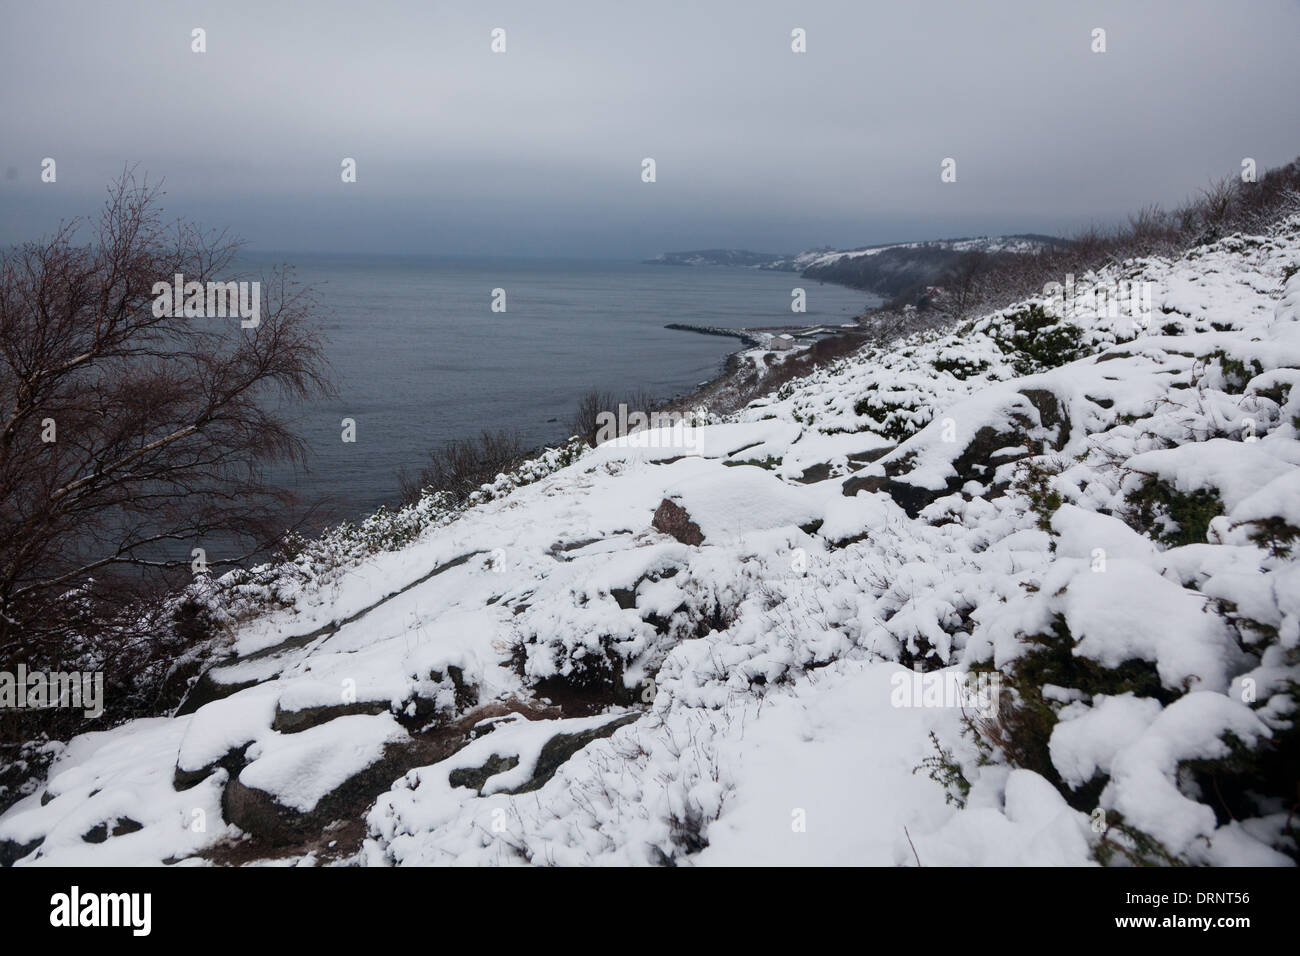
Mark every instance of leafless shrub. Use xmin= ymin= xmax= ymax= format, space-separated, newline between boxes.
xmin=398 ymin=429 xmax=527 ymax=505
xmin=571 ymin=388 xmax=663 ymax=446
xmin=1199 ymin=177 xmax=1236 ymax=236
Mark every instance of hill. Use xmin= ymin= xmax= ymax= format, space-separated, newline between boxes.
xmin=5 ymin=217 xmax=1299 ymax=866
xmin=648 ymin=235 xmax=1065 ymax=301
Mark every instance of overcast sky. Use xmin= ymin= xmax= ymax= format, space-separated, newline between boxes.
xmin=2 ymin=0 xmax=1298 ymax=258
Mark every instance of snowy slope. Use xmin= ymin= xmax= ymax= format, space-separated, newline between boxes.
xmin=775 ymin=234 xmax=1058 ymax=272
xmin=4 ymin=221 xmax=1299 ymax=867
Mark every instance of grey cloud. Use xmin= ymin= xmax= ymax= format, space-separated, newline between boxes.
xmin=1 ymin=0 xmax=1297 ymax=256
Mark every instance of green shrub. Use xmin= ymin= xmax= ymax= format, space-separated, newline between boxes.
xmin=971 ymin=617 xmax=1183 ymax=862
xmin=1013 ymin=457 xmax=1065 ymax=534
xmin=1127 ymin=477 xmax=1224 ymax=548
xmin=990 ymin=305 xmax=1088 ymax=375
xmin=1204 ymin=349 xmax=1264 ymax=394
xmin=933 ymin=355 xmax=990 ymax=380
xmin=1241 ymin=516 xmax=1300 ymax=558
xmin=853 ymin=393 xmax=932 ymax=441
xmin=1093 ymin=814 xmax=1185 ymax=866
xmin=914 ymin=731 xmax=971 ymax=808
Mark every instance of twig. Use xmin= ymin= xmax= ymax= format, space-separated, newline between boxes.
xmin=904 ymin=825 xmax=922 ymax=867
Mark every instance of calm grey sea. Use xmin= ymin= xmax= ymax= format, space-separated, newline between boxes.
xmin=242 ymin=253 xmax=877 ymax=521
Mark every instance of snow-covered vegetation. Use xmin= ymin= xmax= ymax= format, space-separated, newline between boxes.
xmin=4 ymin=219 xmax=1299 ymax=867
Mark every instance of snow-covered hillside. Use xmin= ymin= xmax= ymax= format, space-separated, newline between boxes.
xmin=4 ymin=221 xmax=1299 ymax=867
xmin=647 ymin=235 xmax=1055 ymax=272
xmin=771 ymin=234 xmax=1059 ymax=272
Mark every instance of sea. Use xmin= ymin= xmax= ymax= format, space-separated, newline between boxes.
xmin=239 ymin=253 xmax=878 ymax=523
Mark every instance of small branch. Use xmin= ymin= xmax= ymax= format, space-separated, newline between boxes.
xmin=904 ymin=825 xmax=923 ymax=867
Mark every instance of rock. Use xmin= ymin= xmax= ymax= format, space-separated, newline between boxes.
xmin=447 ymin=712 xmax=640 ymax=796
xmin=0 ymin=836 xmax=41 ymax=867
xmin=81 ymin=817 xmax=143 ymax=844
xmin=1018 ymin=388 xmax=1070 ymax=449
xmin=794 ymin=462 xmax=836 ymax=484
xmin=806 ymin=444 xmax=896 ymax=485
xmin=841 ymin=474 xmax=889 ymax=497
xmin=840 ymin=472 xmax=934 ymax=518
xmin=113 ymin=817 xmax=144 ymax=837
xmin=176 ymin=551 xmax=487 ymax=716
xmin=448 ymin=753 xmax=520 ymax=792
xmin=514 ymin=713 xmax=639 ymax=794
xmin=610 ymin=586 xmax=638 ymax=610
xmin=174 ymin=742 xmax=253 ymax=792
xmin=271 ymin=665 xmax=477 ymax=735
xmin=223 ymin=738 xmax=437 ymax=845
xmin=849 ymin=446 xmax=896 ymax=465
xmin=841 ymin=391 xmax=1068 ymax=518
xmin=652 ymin=498 xmax=705 ymax=546
xmin=81 ymin=822 xmax=107 ymax=844
xmin=949 ymin=422 xmax=1029 ymax=479
xmin=176 ymin=669 xmax=261 ymax=717
xmin=531 ymin=654 xmax=640 ymax=714
xmin=271 ymin=699 xmax=393 ymax=735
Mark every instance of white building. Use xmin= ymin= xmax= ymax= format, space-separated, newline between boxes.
xmin=770 ymin=333 xmax=795 ymax=351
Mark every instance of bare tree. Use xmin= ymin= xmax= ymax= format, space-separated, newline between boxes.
xmin=943 ymin=250 xmax=991 ymax=317
xmin=0 ymin=170 xmax=331 ymax=673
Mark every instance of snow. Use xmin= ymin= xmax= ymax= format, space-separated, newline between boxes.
xmin=238 ymin=714 xmax=408 ymax=813
xmin=1049 ymin=693 xmax=1164 ymax=789
xmin=1060 ymin=558 xmax=1242 ymax=693
xmin=781 ymin=235 xmax=1055 ymax=271
xmin=1125 ymin=439 xmax=1296 ymax=513
xmin=1050 ymin=504 xmax=1158 ymax=562
xmin=662 ymin=465 xmax=823 ymax=541
xmin=914 ymin=770 xmax=1094 ymax=867
xmin=819 ymin=491 xmax=896 ymax=544
xmin=6 ymin=218 xmax=1300 ymax=866
xmin=1231 ymin=468 xmax=1300 ymax=530
xmin=694 ymin=662 xmax=953 ymax=866
xmin=0 ymin=718 xmax=233 ymax=866
xmin=1103 ymin=692 xmax=1284 ymax=864
xmin=176 ymin=686 xmax=280 ymax=775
